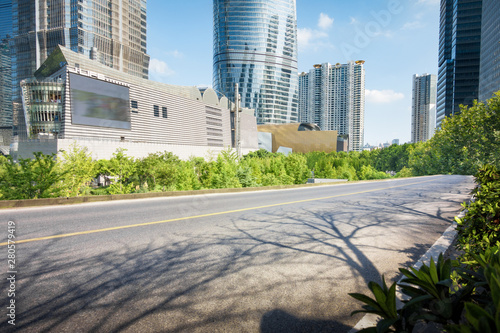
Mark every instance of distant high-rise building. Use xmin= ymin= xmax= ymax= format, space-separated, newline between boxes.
xmin=0 ymin=0 xmax=12 ymax=131
xmin=213 ymin=0 xmax=299 ymax=124
xmin=436 ymin=0 xmax=482 ymax=128
xmin=299 ymin=61 xmax=365 ymax=152
xmin=479 ymin=0 xmax=500 ymax=102
xmin=10 ymin=0 xmax=150 ymax=139
xmin=412 ymin=74 xmax=437 ymax=143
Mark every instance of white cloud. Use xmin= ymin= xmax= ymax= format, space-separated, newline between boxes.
xmin=166 ymin=50 xmax=184 ymax=59
xmin=349 ymin=17 xmax=358 ymax=25
xmin=298 ymin=13 xmax=337 ymax=52
xmin=297 ymin=27 xmax=328 ymax=50
xmin=318 ymin=13 xmax=334 ymax=30
xmin=365 ymin=89 xmax=404 ymax=104
xmin=401 ymin=20 xmax=426 ymax=30
xmin=149 ymin=58 xmax=175 ymax=77
xmin=417 ymin=0 xmax=440 ymax=6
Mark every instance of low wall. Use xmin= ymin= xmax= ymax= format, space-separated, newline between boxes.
xmin=17 ymin=138 xmax=258 ymax=160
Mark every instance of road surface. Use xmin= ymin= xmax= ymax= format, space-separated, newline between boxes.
xmin=0 ymin=175 xmax=474 ymax=332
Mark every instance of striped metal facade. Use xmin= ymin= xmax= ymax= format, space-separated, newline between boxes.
xmin=18 ymin=46 xmax=240 ymax=158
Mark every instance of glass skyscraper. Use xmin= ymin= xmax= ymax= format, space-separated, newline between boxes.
xmin=0 ymin=0 xmax=12 ymax=130
xmin=436 ymin=0 xmax=482 ymax=128
xmin=213 ymin=0 xmax=299 ymax=124
xmin=479 ymin=0 xmax=500 ymax=102
xmin=9 ymin=0 xmax=150 ymax=139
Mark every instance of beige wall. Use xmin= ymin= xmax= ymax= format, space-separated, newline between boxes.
xmin=257 ymin=123 xmax=338 ymax=153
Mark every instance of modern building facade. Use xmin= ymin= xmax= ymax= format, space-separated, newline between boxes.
xmin=0 ymin=0 xmax=12 ymax=153
xmin=10 ymin=0 xmax=150 ymax=141
xmin=298 ymin=61 xmax=365 ymax=152
xmin=16 ymin=45 xmax=258 ymax=160
xmin=479 ymin=0 xmax=500 ymax=102
xmin=436 ymin=0 xmax=482 ymax=128
xmin=213 ymin=0 xmax=299 ymax=124
xmin=411 ymin=74 xmax=437 ymax=143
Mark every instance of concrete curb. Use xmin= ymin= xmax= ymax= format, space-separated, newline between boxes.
xmin=0 ymin=175 xmax=440 ymax=210
xmin=0 ymin=181 xmax=350 ymax=209
xmin=349 ymin=208 xmax=467 ymax=332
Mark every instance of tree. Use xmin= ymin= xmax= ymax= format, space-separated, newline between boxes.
xmin=210 ymin=148 xmax=241 ymax=189
xmin=373 ymin=143 xmax=412 ymax=173
xmin=430 ymin=92 xmax=500 ymax=175
xmin=59 ymin=143 xmax=96 ymax=196
xmin=137 ymin=151 xmax=180 ymax=191
xmin=283 ymin=153 xmax=310 ymax=184
xmin=0 ymin=152 xmax=63 ymax=199
xmin=103 ymin=148 xmax=137 ymax=194
xmin=175 ymin=159 xmax=201 ymax=191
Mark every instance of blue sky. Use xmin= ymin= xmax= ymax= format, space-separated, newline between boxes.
xmin=147 ymin=0 xmax=440 ymax=146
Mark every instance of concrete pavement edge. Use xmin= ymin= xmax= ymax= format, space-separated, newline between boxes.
xmin=348 ymin=208 xmax=467 ymax=332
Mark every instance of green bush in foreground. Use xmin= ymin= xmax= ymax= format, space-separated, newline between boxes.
xmin=349 ymin=250 xmax=500 ymax=333
xmin=456 ymin=165 xmax=500 ymax=263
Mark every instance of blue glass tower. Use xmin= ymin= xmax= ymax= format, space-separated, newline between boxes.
xmin=213 ymin=0 xmax=299 ymax=124
xmin=436 ymin=0 xmax=482 ymax=128
xmin=479 ymin=0 xmax=500 ymax=102
xmin=0 ymin=0 xmax=12 ymax=136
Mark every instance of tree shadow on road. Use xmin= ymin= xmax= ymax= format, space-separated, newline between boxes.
xmin=260 ymin=309 xmax=352 ymax=333
xmin=0 ymin=178 xmax=473 ymax=332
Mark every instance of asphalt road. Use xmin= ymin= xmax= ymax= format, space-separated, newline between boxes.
xmin=0 ymin=175 xmax=475 ymax=332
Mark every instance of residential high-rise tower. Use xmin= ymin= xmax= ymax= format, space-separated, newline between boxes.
xmin=298 ymin=62 xmax=365 ymax=152
xmin=10 ymin=0 xmax=150 ymax=139
xmin=411 ymin=74 xmax=437 ymax=143
xmin=213 ymin=0 xmax=299 ymax=124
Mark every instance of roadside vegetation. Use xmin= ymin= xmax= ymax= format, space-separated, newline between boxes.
xmin=344 ymin=93 xmax=499 ymax=332
xmin=0 ymin=93 xmax=498 ymax=201
xmin=349 ymin=164 xmax=500 ymax=332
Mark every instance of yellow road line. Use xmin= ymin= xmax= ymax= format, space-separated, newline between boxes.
xmin=0 ymin=177 xmax=440 ymax=246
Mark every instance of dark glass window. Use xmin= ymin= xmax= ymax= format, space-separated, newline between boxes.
xmin=153 ymin=105 xmax=159 ymax=117
xmin=162 ymin=106 xmax=168 ymax=118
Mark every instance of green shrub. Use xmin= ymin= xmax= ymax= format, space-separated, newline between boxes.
xmin=358 ymin=165 xmax=391 ymax=180
xmin=0 ymin=152 xmax=64 ymax=199
xmin=237 ymin=165 xmax=260 ymax=187
xmin=90 ymin=187 xmax=109 ymax=196
xmin=456 ymin=165 xmax=500 ymax=262
xmin=136 ymin=151 xmax=180 ymax=190
xmin=349 ymin=251 xmax=500 ymax=332
xmin=59 ymin=142 xmax=96 ymax=197
xmin=175 ymin=160 xmax=201 ymax=191
xmin=447 ymin=248 xmax=500 ymax=332
xmin=396 ymin=166 xmax=414 ymax=178
xmin=283 ymin=153 xmax=309 ymax=184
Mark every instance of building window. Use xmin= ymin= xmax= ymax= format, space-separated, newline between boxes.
xmin=131 ymin=100 xmax=138 ymax=113
xmin=153 ymin=105 xmax=159 ymax=117
xmin=162 ymin=106 xmax=168 ymax=118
